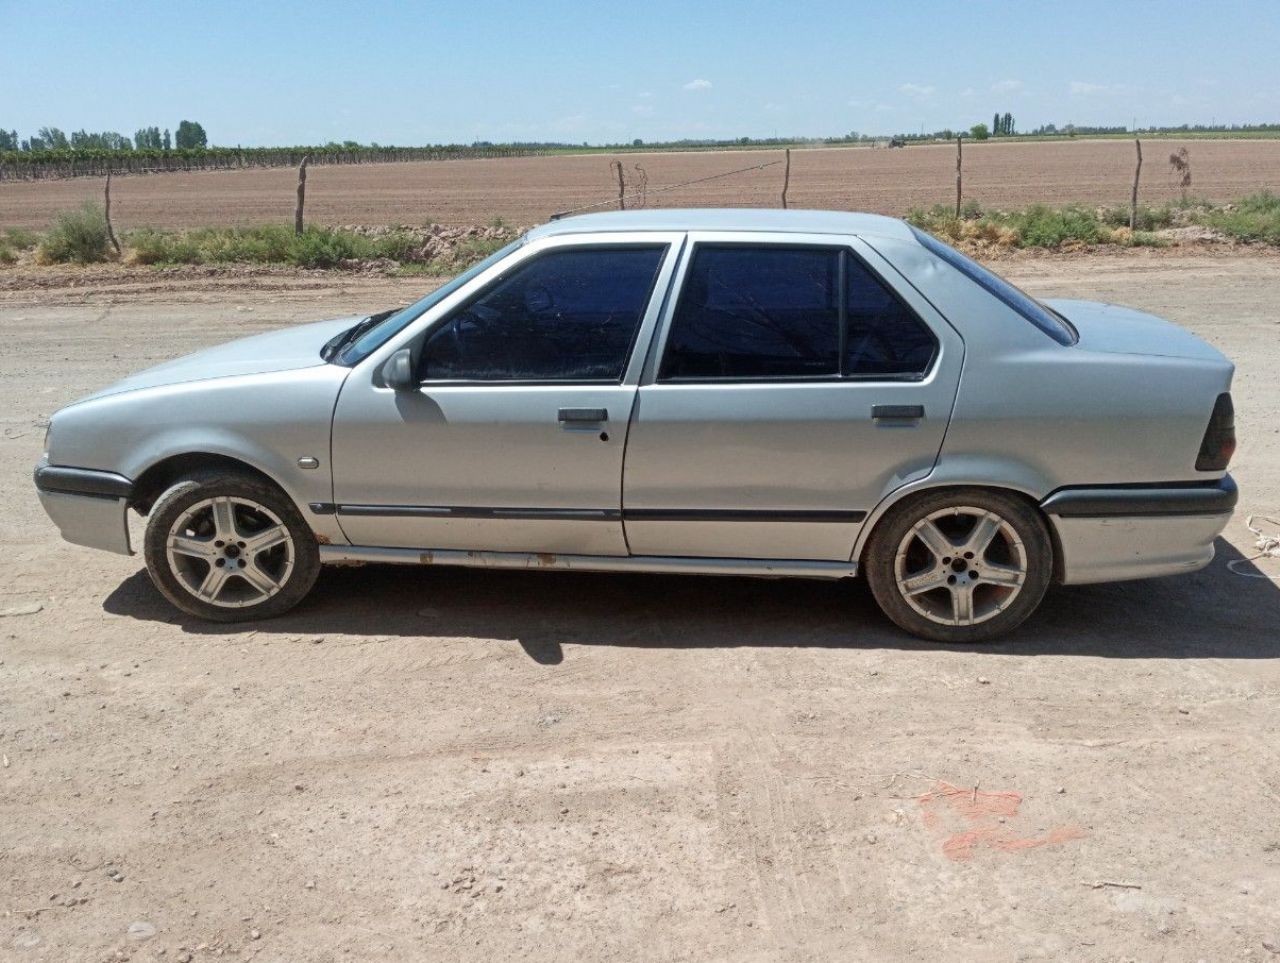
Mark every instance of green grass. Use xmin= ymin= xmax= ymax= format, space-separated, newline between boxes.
xmin=119 ymin=224 xmax=513 ymax=272
xmin=1206 ymin=191 xmax=1280 ymax=244
xmin=3 ymin=227 xmax=40 ymax=250
xmin=35 ymin=202 xmax=112 ymax=264
xmin=907 ymin=202 xmax=1176 ymax=249
xmin=124 ymin=225 xmax=418 ymax=268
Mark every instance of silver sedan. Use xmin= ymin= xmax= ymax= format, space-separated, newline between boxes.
xmin=34 ymin=210 xmax=1238 ymax=642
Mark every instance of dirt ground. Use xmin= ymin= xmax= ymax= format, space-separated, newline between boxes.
xmin=3 ymin=138 xmax=1279 ymax=231
xmin=2 ymin=251 xmax=1280 ymax=962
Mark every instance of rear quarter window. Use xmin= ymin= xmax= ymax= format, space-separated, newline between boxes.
xmin=911 ymin=228 xmax=1077 ymax=346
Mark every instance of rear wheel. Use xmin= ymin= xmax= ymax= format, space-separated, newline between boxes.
xmin=143 ymin=471 xmax=320 ymax=622
xmin=864 ymin=488 xmax=1053 ymax=643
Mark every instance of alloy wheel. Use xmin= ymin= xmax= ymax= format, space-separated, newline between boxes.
xmin=164 ymin=496 xmax=296 ymax=608
xmin=893 ymin=506 xmax=1028 ymax=626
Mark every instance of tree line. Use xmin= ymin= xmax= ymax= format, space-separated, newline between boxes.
xmin=0 ymin=120 xmax=208 ymax=153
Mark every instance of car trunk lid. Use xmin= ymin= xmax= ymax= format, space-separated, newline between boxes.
xmin=1044 ymin=298 xmax=1229 ymax=363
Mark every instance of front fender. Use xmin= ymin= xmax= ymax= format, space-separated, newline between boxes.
xmin=48 ymin=365 xmax=350 ymax=544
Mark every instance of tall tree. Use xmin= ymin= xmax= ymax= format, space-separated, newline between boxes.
xmin=135 ymin=126 xmax=164 ymax=150
xmin=993 ymin=112 xmax=1000 ymax=136
xmin=163 ymin=128 xmax=171 ymax=150
xmin=0 ymin=129 xmax=17 ymax=150
xmin=36 ymin=126 xmax=69 ymax=150
xmin=175 ymin=120 xmax=208 ymax=149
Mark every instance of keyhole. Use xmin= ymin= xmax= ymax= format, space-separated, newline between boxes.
xmin=599 ymin=431 xmax=610 ymax=442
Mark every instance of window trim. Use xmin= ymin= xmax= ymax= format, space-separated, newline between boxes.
xmin=413 ymin=241 xmax=672 ymax=387
xmin=655 ymin=240 xmax=939 ymax=384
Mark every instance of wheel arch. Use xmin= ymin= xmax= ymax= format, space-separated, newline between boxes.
xmin=130 ymin=452 xmax=287 ymax=515
xmin=853 ymin=478 xmax=1064 ymax=582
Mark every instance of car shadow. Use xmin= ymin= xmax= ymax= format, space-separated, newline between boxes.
xmin=102 ymin=537 xmax=1280 ymax=662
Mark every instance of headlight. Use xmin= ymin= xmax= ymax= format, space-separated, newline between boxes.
xmin=41 ymin=423 xmax=51 ymax=461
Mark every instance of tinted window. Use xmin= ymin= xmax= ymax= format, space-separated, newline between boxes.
xmin=342 ymin=239 xmax=523 ymax=364
xmin=845 ymin=257 xmax=936 ymax=376
xmin=420 ymin=246 xmax=665 ymax=381
xmin=911 ymin=227 xmax=1076 ymax=345
xmin=661 ymin=246 xmax=840 ymax=378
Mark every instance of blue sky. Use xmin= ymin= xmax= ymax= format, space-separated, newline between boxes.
xmin=2 ymin=0 xmax=1276 ymax=146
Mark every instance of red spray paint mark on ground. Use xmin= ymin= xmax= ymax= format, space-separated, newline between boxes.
xmin=917 ymin=781 xmax=1086 ymax=861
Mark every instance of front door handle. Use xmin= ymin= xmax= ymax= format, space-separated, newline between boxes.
xmin=871 ymin=404 xmax=925 ymax=421
xmin=558 ymin=407 xmax=608 ymax=423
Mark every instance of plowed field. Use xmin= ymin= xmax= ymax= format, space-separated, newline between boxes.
xmin=3 ymin=139 xmax=1278 ymax=230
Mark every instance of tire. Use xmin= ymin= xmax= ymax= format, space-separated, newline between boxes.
xmin=863 ymin=488 xmax=1053 ymax=644
xmin=142 ymin=470 xmax=320 ymax=622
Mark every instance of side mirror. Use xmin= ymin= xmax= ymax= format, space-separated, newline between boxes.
xmin=381 ymin=348 xmax=415 ymax=390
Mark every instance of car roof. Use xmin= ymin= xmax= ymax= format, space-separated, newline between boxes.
xmin=525 ymin=208 xmax=918 ymax=242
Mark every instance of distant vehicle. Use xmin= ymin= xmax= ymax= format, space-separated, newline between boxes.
xmin=888 ymin=137 xmax=906 ymax=148
xmin=35 ymin=210 xmax=1237 ymax=642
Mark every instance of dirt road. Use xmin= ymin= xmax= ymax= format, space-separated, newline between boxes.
xmin=2 ymin=252 xmax=1279 ymax=961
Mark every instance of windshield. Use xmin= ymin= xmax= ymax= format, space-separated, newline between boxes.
xmin=910 ymin=227 xmax=1077 ymax=346
xmin=339 ymin=239 xmax=524 ymax=364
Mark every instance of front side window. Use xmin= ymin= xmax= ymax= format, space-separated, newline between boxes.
xmin=420 ymin=246 xmax=666 ymax=381
xmin=341 ymin=239 xmax=523 ymax=364
xmin=660 ymin=244 xmax=936 ymax=380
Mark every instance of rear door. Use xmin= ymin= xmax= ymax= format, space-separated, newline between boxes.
xmin=330 ymin=234 xmax=682 ymax=554
xmin=621 ymin=232 xmax=963 ymax=561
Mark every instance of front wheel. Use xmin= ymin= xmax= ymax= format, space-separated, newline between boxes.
xmin=863 ymin=488 xmax=1053 ymax=643
xmin=143 ymin=471 xmax=320 ymax=622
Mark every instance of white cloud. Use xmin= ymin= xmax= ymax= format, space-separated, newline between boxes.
xmin=991 ymin=79 xmax=1024 ymax=93
xmin=1070 ymin=80 xmax=1108 ymax=95
xmin=874 ymin=103 xmax=893 ymax=112
xmin=683 ymin=78 xmax=712 ymax=91
xmin=637 ymin=90 xmax=653 ymax=98
xmin=898 ymin=83 xmax=935 ymax=98
xmin=958 ymin=87 xmax=975 ymax=98
xmin=631 ymin=104 xmax=654 ymax=115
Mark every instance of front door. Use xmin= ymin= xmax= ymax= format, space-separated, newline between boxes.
xmin=622 ymin=234 xmax=964 ymax=561
xmin=330 ymin=239 xmax=678 ymax=554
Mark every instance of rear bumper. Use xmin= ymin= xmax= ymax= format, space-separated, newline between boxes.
xmin=34 ymin=463 xmax=134 ymax=556
xmin=1042 ymin=476 xmax=1235 ymax=585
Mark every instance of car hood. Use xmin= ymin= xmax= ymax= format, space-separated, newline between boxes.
xmin=1044 ymin=298 xmax=1229 ymax=363
xmin=74 ymin=316 xmax=360 ymax=403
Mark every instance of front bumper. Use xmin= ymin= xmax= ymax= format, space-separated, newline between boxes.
xmin=1042 ymin=475 xmax=1236 ymax=585
xmin=34 ymin=463 xmax=134 ymax=556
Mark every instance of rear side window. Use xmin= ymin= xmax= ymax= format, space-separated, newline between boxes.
xmin=911 ymin=227 xmax=1076 ymax=345
xmin=660 ymin=244 xmax=936 ymax=380
xmin=420 ymin=246 xmax=665 ymax=381
xmin=661 ymin=246 xmax=839 ymax=378
xmin=845 ymin=256 xmax=938 ymax=376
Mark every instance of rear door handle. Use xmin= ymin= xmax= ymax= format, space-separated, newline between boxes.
xmin=558 ymin=407 xmax=608 ymax=423
xmin=871 ymin=404 xmax=925 ymax=421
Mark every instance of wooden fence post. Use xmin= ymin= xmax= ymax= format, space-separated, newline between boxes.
xmin=1129 ymin=138 xmax=1143 ymax=231
xmin=955 ymin=136 xmax=963 ymax=218
xmin=781 ymin=148 xmax=791 ymax=209
xmin=295 ymin=154 xmax=311 ymax=235
xmin=104 ymin=166 xmax=121 ymax=256
xmin=612 ymin=160 xmax=626 ymax=210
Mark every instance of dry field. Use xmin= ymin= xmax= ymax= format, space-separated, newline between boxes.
xmin=2 ymin=251 xmax=1280 ymax=961
xmin=2 ymin=139 xmax=1279 ymax=231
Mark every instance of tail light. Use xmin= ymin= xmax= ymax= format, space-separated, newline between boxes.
xmin=1196 ymin=393 xmax=1235 ymax=471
